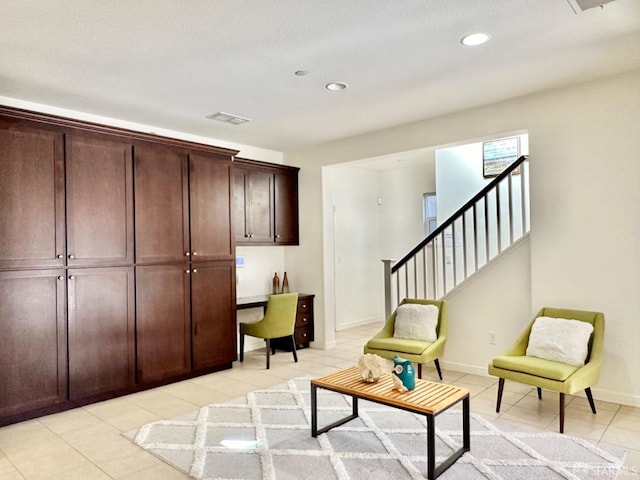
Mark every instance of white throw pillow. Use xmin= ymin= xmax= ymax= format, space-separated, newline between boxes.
xmin=526 ymin=316 xmax=594 ymax=366
xmin=393 ymin=304 xmax=439 ymax=342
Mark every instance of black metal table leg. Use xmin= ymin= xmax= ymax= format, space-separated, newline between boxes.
xmin=311 ymin=383 xmax=360 ymax=437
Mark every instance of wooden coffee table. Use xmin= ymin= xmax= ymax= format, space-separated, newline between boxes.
xmin=310 ymin=366 xmax=470 ymax=480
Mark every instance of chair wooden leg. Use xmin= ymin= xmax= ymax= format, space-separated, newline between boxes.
xmin=434 ymin=359 xmax=442 ymax=380
xmin=537 ymin=387 xmax=542 ymax=400
xmin=265 ymin=339 xmax=271 ymax=369
xmin=417 ymin=363 xmax=422 ymax=379
xmin=496 ymin=378 xmax=505 ymax=413
xmin=585 ymin=387 xmax=597 ymax=414
xmin=239 ymin=332 xmax=245 ymax=362
xmin=291 ymin=335 xmax=298 ymax=363
xmin=559 ymin=393 xmax=565 ymax=434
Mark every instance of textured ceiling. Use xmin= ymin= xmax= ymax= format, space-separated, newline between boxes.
xmin=1 ymin=0 xmax=639 ymax=151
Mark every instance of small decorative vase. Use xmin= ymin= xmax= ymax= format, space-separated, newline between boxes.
xmin=392 ymin=355 xmax=415 ymax=391
xmin=272 ymin=272 xmax=280 ymax=294
xmin=281 ymin=272 xmax=290 ymax=294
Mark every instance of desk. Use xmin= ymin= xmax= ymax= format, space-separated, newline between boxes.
xmin=237 ymin=293 xmax=315 ymax=349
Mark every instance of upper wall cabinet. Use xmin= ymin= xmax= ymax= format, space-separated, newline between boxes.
xmin=135 ymin=145 xmax=234 ymax=263
xmin=233 ymin=158 xmax=299 ymax=246
xmin=65 ymin=134 xmax=134 ymax=267
xmin=0 ymin=119 xmax=65 ymax=270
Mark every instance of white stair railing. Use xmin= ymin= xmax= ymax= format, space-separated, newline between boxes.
xmin=383 ymin=155 xmax=529 ymax=316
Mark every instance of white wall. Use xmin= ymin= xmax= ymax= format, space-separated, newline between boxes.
xmin=286 ymin=70 xmax=640 ymax=406
xmin=322 ymin=158 xmax=436 ymax=331
xmin=324 ymin=165 xmax=381 ymax=330
xmin=378 ymin=158 xmax=436 ymax=260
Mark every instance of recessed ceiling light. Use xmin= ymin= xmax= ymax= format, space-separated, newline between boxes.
xmin=326 ymin=82 xmax=348 ymax=91
xmin=460 ymin=33 xmax=490 ymax=46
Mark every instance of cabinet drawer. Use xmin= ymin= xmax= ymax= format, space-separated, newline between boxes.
xmin=295 ymin=312 xmax=312 ymax=328
xmin=294 ymin=326 xmax=312 ymax=348
xmin=297 ymin=298 xmax=312 ymax=313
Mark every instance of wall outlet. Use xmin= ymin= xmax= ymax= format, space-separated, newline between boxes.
xmin=488 ymin=332 xmax=497 ymax=345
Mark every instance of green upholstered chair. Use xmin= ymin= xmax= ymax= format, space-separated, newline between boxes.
xmin=488 ymin=307 xmax=605 ymax=433
xmin=363 ymin=298 xmax=448 ymax=380
xmin=239 ymin=292 xmax=299 ymax=369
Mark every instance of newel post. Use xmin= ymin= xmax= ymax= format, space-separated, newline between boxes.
xmin=382 ymin=259 xmax=395 ymax=320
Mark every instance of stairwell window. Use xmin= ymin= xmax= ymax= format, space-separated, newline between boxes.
xmin=423 ymin=193 xmax=437 ymax=236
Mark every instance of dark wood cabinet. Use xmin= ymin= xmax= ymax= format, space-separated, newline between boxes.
xmin=0 ymin=270 xmax=67 ymax=418
xmin=274 ymin=169 xmax=299 ymax=245
xmin=67 ymin=267 xmax=135 ymax=400
xmin=233 ymin=166 xmax=273 ymax=243
xmin=134 ymin=148 xmax=235 ymax=384
xmin=294 ymin=294 xmax=315 ymax=348
xmin=234 ymin=158 xmax=299 ymax=246
xmin=189 ymin=154 xmax=234 ymax=260
xmin=0 ymin=121 xmax=65 ymax=270
xmin=65 ymin=134 xmax=134 ymax=267
xmin=191 ymin=261 xmax=236 ymax=370
xmin=0 ymin=106 xmax=239 ymax=426
xmin=136 ymin=264 xmax=191 ymax=383
xmin=134 ymin=145 xmax=189 ymax=265
xmin=135 ymin=148 xmax=234 ymax=263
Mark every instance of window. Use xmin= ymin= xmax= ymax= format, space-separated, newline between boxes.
xmin=423 ymin=193 xmax=437 ymax=236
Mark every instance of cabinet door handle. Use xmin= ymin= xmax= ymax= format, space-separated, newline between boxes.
xmin=68 ymin=254 xmax=75 ymax=259
xmin=275 ymin=234 xmax=280 ymax=238
xmin=57 ymin=275 xmax=64 ymax=280
xmin=192 ymin=252 xmax=198 ymax=256
xmin=186 ymin=269 xmax=191 ymax=274
xmin=185 ymin=252 xmax=191 ymax=257
xmin=192 ymin=269 xmax=198 ymax=273
xmin=68 ymin=275 xmax=75 ymax=280
xmin=57 ymin=254 xmax=64 ymax=259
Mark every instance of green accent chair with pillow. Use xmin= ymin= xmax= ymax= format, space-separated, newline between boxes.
xmin=364 ymin=298 xmax=448 ymax=380
xmin=488 ymin=307 xmax=605 ymax=433
xmin=239 ymin=292 xmax=299 ymax=369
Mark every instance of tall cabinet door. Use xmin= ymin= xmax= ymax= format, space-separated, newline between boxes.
xmin=189 ymin=153 xmax=234 ymax=260
xmin=274 ymin=170 xmax=299 ymax=245
xmin=68 ymin=267 xmax=134 ymax=400
xmin=191 ymin=261 xmax=236 ymax=371
xmin=0 ymin=270 xmax=67 ymax=418
xmin=66 ymin=134 xmax=134 ymax=267
xmin=136 ymin=264 xmax=191 ymax=383
xmin=0 ymin=122 xmax=65 ymax=269
xmin=246 ymin=170 xmax=274 ymax=243
xmin=134 ymin=145 xmax=190 ymax=264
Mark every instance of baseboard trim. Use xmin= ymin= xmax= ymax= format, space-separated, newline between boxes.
xmin=441 ymin=360 xmax=640 ymax=407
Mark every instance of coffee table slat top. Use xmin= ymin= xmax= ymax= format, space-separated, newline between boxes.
xmin=311 ymin=366 xmax=468 ymax=415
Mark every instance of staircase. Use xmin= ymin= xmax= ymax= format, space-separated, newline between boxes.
xmin=382 ymin=155 xmax=530 ymax=318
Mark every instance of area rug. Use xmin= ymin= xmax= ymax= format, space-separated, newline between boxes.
xmin=126 ymin=378 xmax=626 ymax=480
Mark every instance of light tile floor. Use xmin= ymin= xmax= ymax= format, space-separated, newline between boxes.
xmin=1 ymin=323 xmax=638 ymax=479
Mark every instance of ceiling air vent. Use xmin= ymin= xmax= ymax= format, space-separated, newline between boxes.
xmin=566 ymin=0 xmax=617 ymax=13
xmin=206 ymin=112 xmax=251 ymax=125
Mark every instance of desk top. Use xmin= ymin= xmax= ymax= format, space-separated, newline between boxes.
xmin=311 ymin=366 xmax=468 ymax=415
xmin=237 ymin=293 xmax=314 ymax=309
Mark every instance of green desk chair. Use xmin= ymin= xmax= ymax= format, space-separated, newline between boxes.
xmin=364 ymin=298 xmax=448 ymax=380
xmin=239 ymin=292 xmax=299 ymax=369
xmin=488 ymin=307 xmax=605 ymax=433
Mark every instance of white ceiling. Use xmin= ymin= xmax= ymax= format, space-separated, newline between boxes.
xmin=1 ymin=0 xmax=639 ymax=152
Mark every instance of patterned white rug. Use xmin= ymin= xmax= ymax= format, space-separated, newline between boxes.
xmin=126 ymin=378 xmax=626 ymax=480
